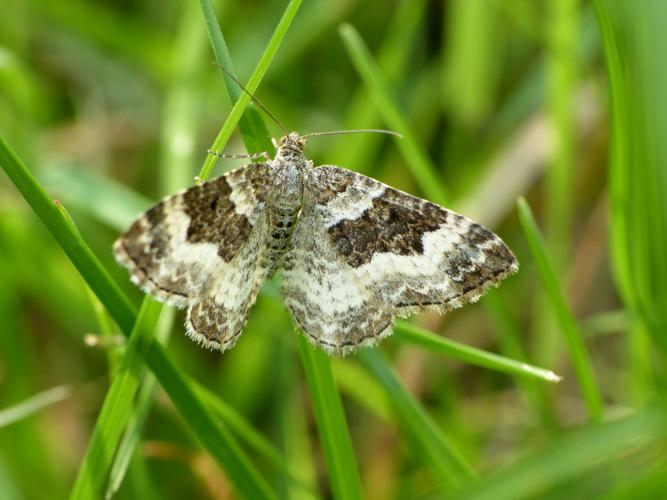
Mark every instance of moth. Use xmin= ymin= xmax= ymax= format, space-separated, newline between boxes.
xmin=114 ymin=132 xmax=518 ymax=355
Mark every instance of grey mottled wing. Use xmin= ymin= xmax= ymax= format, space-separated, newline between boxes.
xmin=281 ymin=165 xmax=518 ymax=355
xmin=113 ymin=163 xmax=272 ymax=351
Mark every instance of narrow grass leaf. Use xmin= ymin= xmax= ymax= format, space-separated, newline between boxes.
xmin=483 ymin=291 xmax=558 ymax=427
xmin=198 ymin=0 xmax=303 ymax=181
xmin=359 ymin=349 xmax=476 ymax=491
xmin=298 ymin=336 xmax=363 ymax=500
xmin=105 ymin=309 xmax=175 ymax=499
xmin=194 ymin=383 xmax=317 ymax=496
xmin=517 ymin=197 xmax=603 ymax=421
xmin=595 ymin=0 xmax=667 ymax=358
xmin=0 ymin=386 xmax=71 ymax=428
xmin=199 ymin=0 xmax=274 ymax=155
xmin=105 ymin=375 xmax=158 ymax=500
xmin=41 ymin=165 xmax=151 ymax=230
xmin=339 ymin=23 xmax=448 ymax=205
xmin=70 ymin=297 xmax=162 ymax=500
xmin=327 ymin=0 xmax=428 ymax=170
xmin=0 ymin=138 xmax=277 ymax=500
xmin=394 ymin=321 xmax=562 ymax=383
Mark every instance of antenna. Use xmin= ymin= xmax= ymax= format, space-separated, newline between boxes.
xmin=302 ymin=129 xmax=403 ymax=139
xmin=213 ymin=62 xmax=288 ymax=135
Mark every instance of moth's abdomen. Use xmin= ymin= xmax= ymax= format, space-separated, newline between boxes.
xmin=267 ymin=207 xmax=300 ymax=275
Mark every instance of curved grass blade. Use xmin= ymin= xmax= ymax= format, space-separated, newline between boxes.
xmin=198 ymin=0 xmax=303 ymax=181
xmin=517 ymin=197 xmax=603 ymax=421
xmin=394 ymin=321 xmax=562 ymax=383
xmin=0 ymin=138 xmax=277 ymax=500
xmin=338 ymin=23 xmax=448 ymax=205
xmin=359 ymin=349 xmax=476 ymax=492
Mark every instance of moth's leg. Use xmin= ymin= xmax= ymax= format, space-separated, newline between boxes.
xmin=207 ymin=149 xmax=270 ymax=161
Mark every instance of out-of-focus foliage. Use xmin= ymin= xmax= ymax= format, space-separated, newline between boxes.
xmin=0 ymin=0 xmax=666 ymax=498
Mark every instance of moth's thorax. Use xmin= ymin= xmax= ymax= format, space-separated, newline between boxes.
xmin=266 ymin=134 xmax=309 ymax=274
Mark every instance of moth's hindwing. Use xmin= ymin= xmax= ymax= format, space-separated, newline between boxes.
xmin=282 ymin=165 xmax=518 ymax=355
xmin=113 ymin=163 xmax=272 ymax=351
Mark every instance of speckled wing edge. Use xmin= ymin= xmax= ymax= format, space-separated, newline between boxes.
xmin=113 ymin=163 xmax=273 ymax=352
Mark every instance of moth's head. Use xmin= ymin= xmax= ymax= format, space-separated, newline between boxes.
xmin=278 ymin=132 xmax=307 ymax=152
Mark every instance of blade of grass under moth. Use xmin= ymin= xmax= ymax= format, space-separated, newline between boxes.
xmin=298 ymin=337 xmax=364 ymax=500
xmin=358 ymin=349 xmax=476 ymax=492
xmin=193 ymin=382 xmax=317 ymax=496
xmin=338 ymin=23 xmax=449 ymax=206
xmin=0 ymin=138 xmax=277 ymax=500
xmin=394 ymin=321 xmax=562 ymax=383
xmin=517 ymin=197 xmax=603 ymax=421
xmin=104 ymin=308 xmax=175 ymax=500
xmin=70 ymin=297 xmax=162 ymax=500
xmin=199 ymin=0 xmax=274 ymax=155
xmin=198 ymin=0 xmax=303 ymax=181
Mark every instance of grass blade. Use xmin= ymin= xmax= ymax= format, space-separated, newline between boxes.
xmin=339 ymin=23 xmax=448 ymax=205
xmin=359 ymin=349 xmax=476 ymax=491
xmin=451 ymin=402 xmax=667 ymax=500
xmin=298 ymin=337 xmax=363 ymax=500
xmin=70 ymin=297 xmax=162 ymax=500
xmin=199 ymin=0 xmax=274 ymax=155
xmin=0 ymin=137 xmax=277 ymax=499
xmin=194 ymin=382 xmax=317 ymax=496
xmin=0 ymin=386 xmax=71 ymax=428
xmin=517 ymin=197 xmax=603 ymax=421
xmin=594 ymin=0 xmax=667 ymax=360
xmin=198 ymin=0 xmax=303 ymax=181
xmin=394 ymin=321 xmax=562 ymax=383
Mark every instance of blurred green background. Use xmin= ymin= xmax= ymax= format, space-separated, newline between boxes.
xmin=1 ymin=0 xmax=667 ymax=499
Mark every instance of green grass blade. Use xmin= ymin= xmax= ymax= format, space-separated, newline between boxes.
xmin=104 ymin=374 xmax=158 ymax=500
xmin=338 ymin=23 xmax=448 ymax=205
xmin=517 ymin=197 xmax=603 ymax=421
xmin=326 ymin=0 xmax=428 ymax=171
xmin=297 ymin=337 xmax=363 ymax=500
xmin=70 ymin=297 xmax=162 ymax=500
xmin=544 ymin=0 xmax=579 ymax=267
xmin=483 ymin=291 xmax=558 ymax=427
xmin=198 ymin=0 xmax=303 ymax=181
xmin=199 ymin=0 xmax=274 ymax=155
xmin=594 ymin=0 xmax=667 ymax=359
xmin=0 ymin=386 xmax=71 ymax=428
xmin=0 ymin=137 xmax=277 ymax=500
xmin=105 ymin=309 xmax=174 ymax=499
xmin=359 ymin=349 xmax=476 ymax=491
xmin=40 ymin=165 xmax=151 ymax=231
xmin=394 ymin=321 xmax=562 ymax=383
xmin=451 ymin=402 xmax=667 ymax=500
xmin=194 ymin=382 xmax=317 ymax=496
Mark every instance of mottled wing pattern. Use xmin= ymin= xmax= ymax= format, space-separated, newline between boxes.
xmin=282 ymin=165 xmax=518 ymax=355
xmin=113 ymin=163 xmax=272 ymax=351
